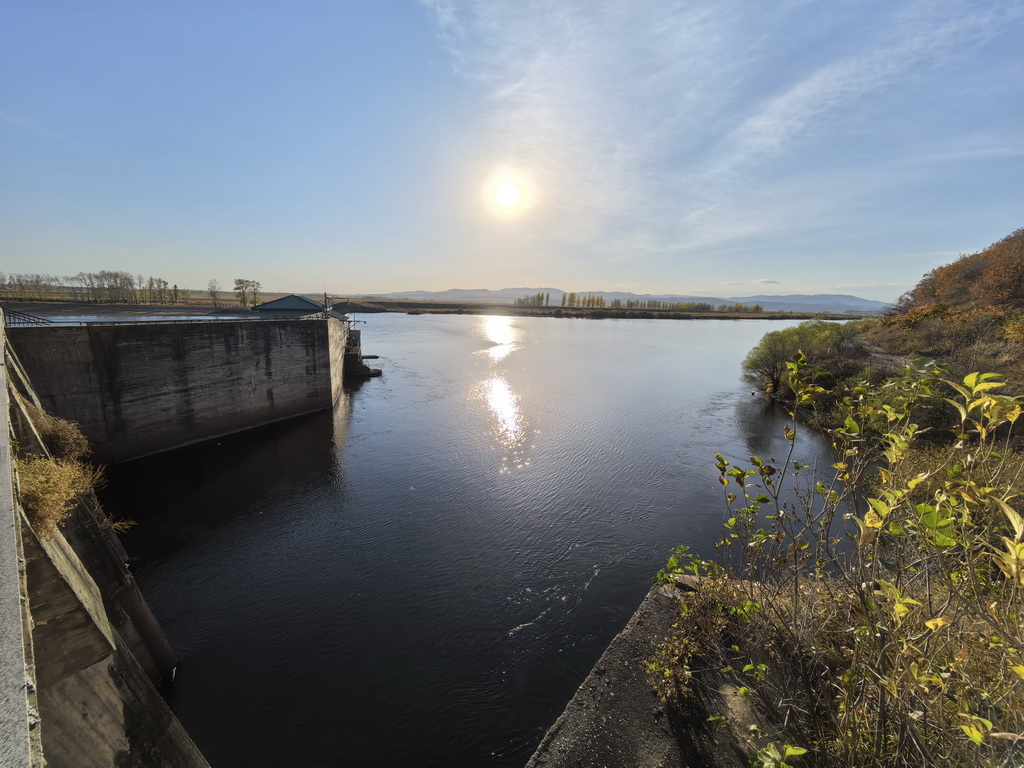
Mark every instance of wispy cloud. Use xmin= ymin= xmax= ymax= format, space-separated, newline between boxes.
xmin=0 ymin=111 xmax=89 ymax=150
xmin=725 ymin=279 xmax=782 ymax=285
xmin=419 ymin=0 xmax=1024 ymax=278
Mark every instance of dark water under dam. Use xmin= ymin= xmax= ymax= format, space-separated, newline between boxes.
xmin=100 ymin=313 xmax=838 ymax=767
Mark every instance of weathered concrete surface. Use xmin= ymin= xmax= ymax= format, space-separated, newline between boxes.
xmin=327 ymin=314 xmax=348 ymax=404
xmin=526 ymin=584 xmax=759 ymax=768
xmin=0 ymin=342 xmax=41 ymax=767
xmin=56 ymin=500 xmax=178 ymax=684
xmin=7 ymin=317 xmax=347 ymax=464
xmin=20 ymin=518 xmax=209 ymax=768
xmin=343 ymin=328 xmax=382 ymax=378
xmin=2 ymin=318 xmax=209 ymax=766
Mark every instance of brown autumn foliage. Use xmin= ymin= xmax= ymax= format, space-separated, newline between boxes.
xmin=21 ymin=399 xmax=91 ymax=461
xmin=16 ymin=455 xmax=94 ymax=538
xmin=868 ymin=227 xmax=1024 ymax=390
xmin=894 ymin=227 xmax=1024 ymax=312
xmin=12 ymin=402 xmax=110 ymax=537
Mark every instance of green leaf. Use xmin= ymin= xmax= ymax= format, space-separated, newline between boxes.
xmin=994 ymin=497 xmax=1024 ymax=542
xmin=943 ymin=397 xmax=968 ymax=422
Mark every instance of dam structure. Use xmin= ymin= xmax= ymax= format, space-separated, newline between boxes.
xmin=6 ymin=314 xmax=350 ymax=464
xmin=1 ymin=310 xmax=351 ymax=766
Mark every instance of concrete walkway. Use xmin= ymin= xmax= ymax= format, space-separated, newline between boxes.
xmin=1 ymin=314 xmax=37 ymax=767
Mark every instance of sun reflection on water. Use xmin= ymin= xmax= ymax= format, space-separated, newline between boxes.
xmin=481 ymin=377 xmax=531 ymax=473
xmin=484 ymin=377 xmax=521 ymax=443
xmin=481 ymin=315 xmax=519 ymax=361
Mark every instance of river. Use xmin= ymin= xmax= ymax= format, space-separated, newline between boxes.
xmin=100 ymin=313 xmax=835 ymax=767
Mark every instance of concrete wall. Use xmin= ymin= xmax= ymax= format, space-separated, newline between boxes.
xmin=328 ymin=315 xmax=347 ymax=405
xmin=0 ymin=340 xmax=42 ymax=767
xmin=20 ymin=519 xmax=209 ymax=768
xmin=8 ymin=318 xmax=347 ymax=464
xmin=3 ymin=315 xmax=209 ymax=766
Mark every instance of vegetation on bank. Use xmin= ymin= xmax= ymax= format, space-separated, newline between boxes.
xmin=741 ymin=227 xmax=1024 ymax=404
xmin=656 ymin=356 xmax=1024 ymax=766
xmin=11 ymin=399 xmax=123 ymax=538
xmin=656 ymin=226 xmax=1024 ymax=766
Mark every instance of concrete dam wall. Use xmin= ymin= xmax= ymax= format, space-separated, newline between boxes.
xmin=3 ymin=313 xmax=211 ymax=766
xmin=1 ymin=313 xmax=350 ymax=765
xmin=7 ymin=317 xmax=348 ymax=464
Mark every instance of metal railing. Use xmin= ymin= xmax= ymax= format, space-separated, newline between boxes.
xmin=1 ymin=309 xmax=52 ymax=327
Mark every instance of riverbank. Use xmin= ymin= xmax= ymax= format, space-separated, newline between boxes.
xmin=3 ymin=298 xmax=867 ymax=323
xmin=526 ymin=579 xmax=766 ymax=768
xmin=336 ymin=298 xmax=863 ymax=321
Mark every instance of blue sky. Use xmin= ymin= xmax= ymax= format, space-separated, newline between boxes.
xmin=2 ymin=0 xmax=1022 ymax=302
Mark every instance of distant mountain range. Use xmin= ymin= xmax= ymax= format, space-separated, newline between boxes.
xmin=368 ymin=288 xmax=892 ymax=314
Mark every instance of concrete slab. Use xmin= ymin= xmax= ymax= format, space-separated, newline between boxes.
xmin=526 ymin=584 xmax=757 ymax=768
xmin=1 ymin=329 xmax=35 ymax=767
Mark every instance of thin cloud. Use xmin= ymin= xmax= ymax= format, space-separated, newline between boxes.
xmin=725 ymin=279 xmax=782 ymax=286
xmin=0 ymin=111 xmax=90 ymax=150
xmin=419 ymin=0 xmax=1024 ymax=265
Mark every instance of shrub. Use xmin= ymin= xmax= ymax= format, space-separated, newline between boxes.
xmin=16 ymin=455 xmax=93 ymax=538
xmin=656 ymin=355 xmax=1024 ymax=766
xmin=20 ymin=399 xmax=90 ymax=461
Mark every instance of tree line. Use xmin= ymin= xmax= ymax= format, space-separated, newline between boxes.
xmin=515 ymin=291 xmax=764 ymax=312
xmin=0 ymin=271 xmax=191 ymax=304
xmin=513 ymin=292 xmax=551 ymax=306
xmin=0 ymin=270 xmax=265 ymax=308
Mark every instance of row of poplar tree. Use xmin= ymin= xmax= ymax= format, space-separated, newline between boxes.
xmin=0 ymin=271 xmax=264 ymax=307
xmin=516 ymin=290 xmax=764 ymax=312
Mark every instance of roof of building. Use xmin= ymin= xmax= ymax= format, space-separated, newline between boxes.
xmin=252 ymin=295 xmax=324 ymax=311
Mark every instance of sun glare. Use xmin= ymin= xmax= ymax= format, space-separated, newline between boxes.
xmin=482 ymin=169 xmax=534 ymax=218
xmin=495 ymin=182 xmax=519 ymax=207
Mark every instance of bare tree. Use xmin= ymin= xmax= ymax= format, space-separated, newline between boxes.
xmin=233 ymin=279 xmax=262 ymax=307
xmin=208 ymin=279 xmax=221 ymax=307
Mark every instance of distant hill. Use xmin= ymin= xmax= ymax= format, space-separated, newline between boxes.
xmin=366 ymin=288 xmax=891 ymax=314
xmin=722 ymin=294 xmax=892 ymax=314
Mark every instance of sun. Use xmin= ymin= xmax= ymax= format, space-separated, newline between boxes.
xmin=482 ymin=170 xmax=534 ymax=217
xmin=495 ymin=182 xmax=520 ymax=207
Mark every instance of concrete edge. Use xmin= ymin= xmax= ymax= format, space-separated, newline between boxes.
xmin=525 ymin=585 xmax=688 ymax=768
xmin=525 ymin=581 xmax=764 ymax=768
xmin=1 ymin=311 xmax=41 ymax=767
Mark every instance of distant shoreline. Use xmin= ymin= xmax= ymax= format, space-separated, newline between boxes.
xmin=1 ymin=299 xmax=869 ymax=323
xmin=333 ymin=297 xmax=867 ymax=321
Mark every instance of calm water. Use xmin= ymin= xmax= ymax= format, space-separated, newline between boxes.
xmin=101 ymin=314 xmax=834 ymax=767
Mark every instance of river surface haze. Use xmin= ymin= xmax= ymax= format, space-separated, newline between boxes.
xmin=101 ymin=313 xmax=834 ymax=767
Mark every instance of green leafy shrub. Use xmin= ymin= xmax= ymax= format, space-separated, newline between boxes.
xmin=742 ymin=320 xmax=865 ymax=402
xmin=657 ymin=355 xmax=1024 ymax=766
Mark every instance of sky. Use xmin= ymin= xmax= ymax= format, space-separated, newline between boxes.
xmin=2 ymin=1 xmax=1023 ymax=302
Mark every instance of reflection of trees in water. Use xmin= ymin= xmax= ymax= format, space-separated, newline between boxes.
xmin=729 ymin=396 xmax=855 ymax=544
xmin=733 ymin=397 xmax=790 ymax=458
